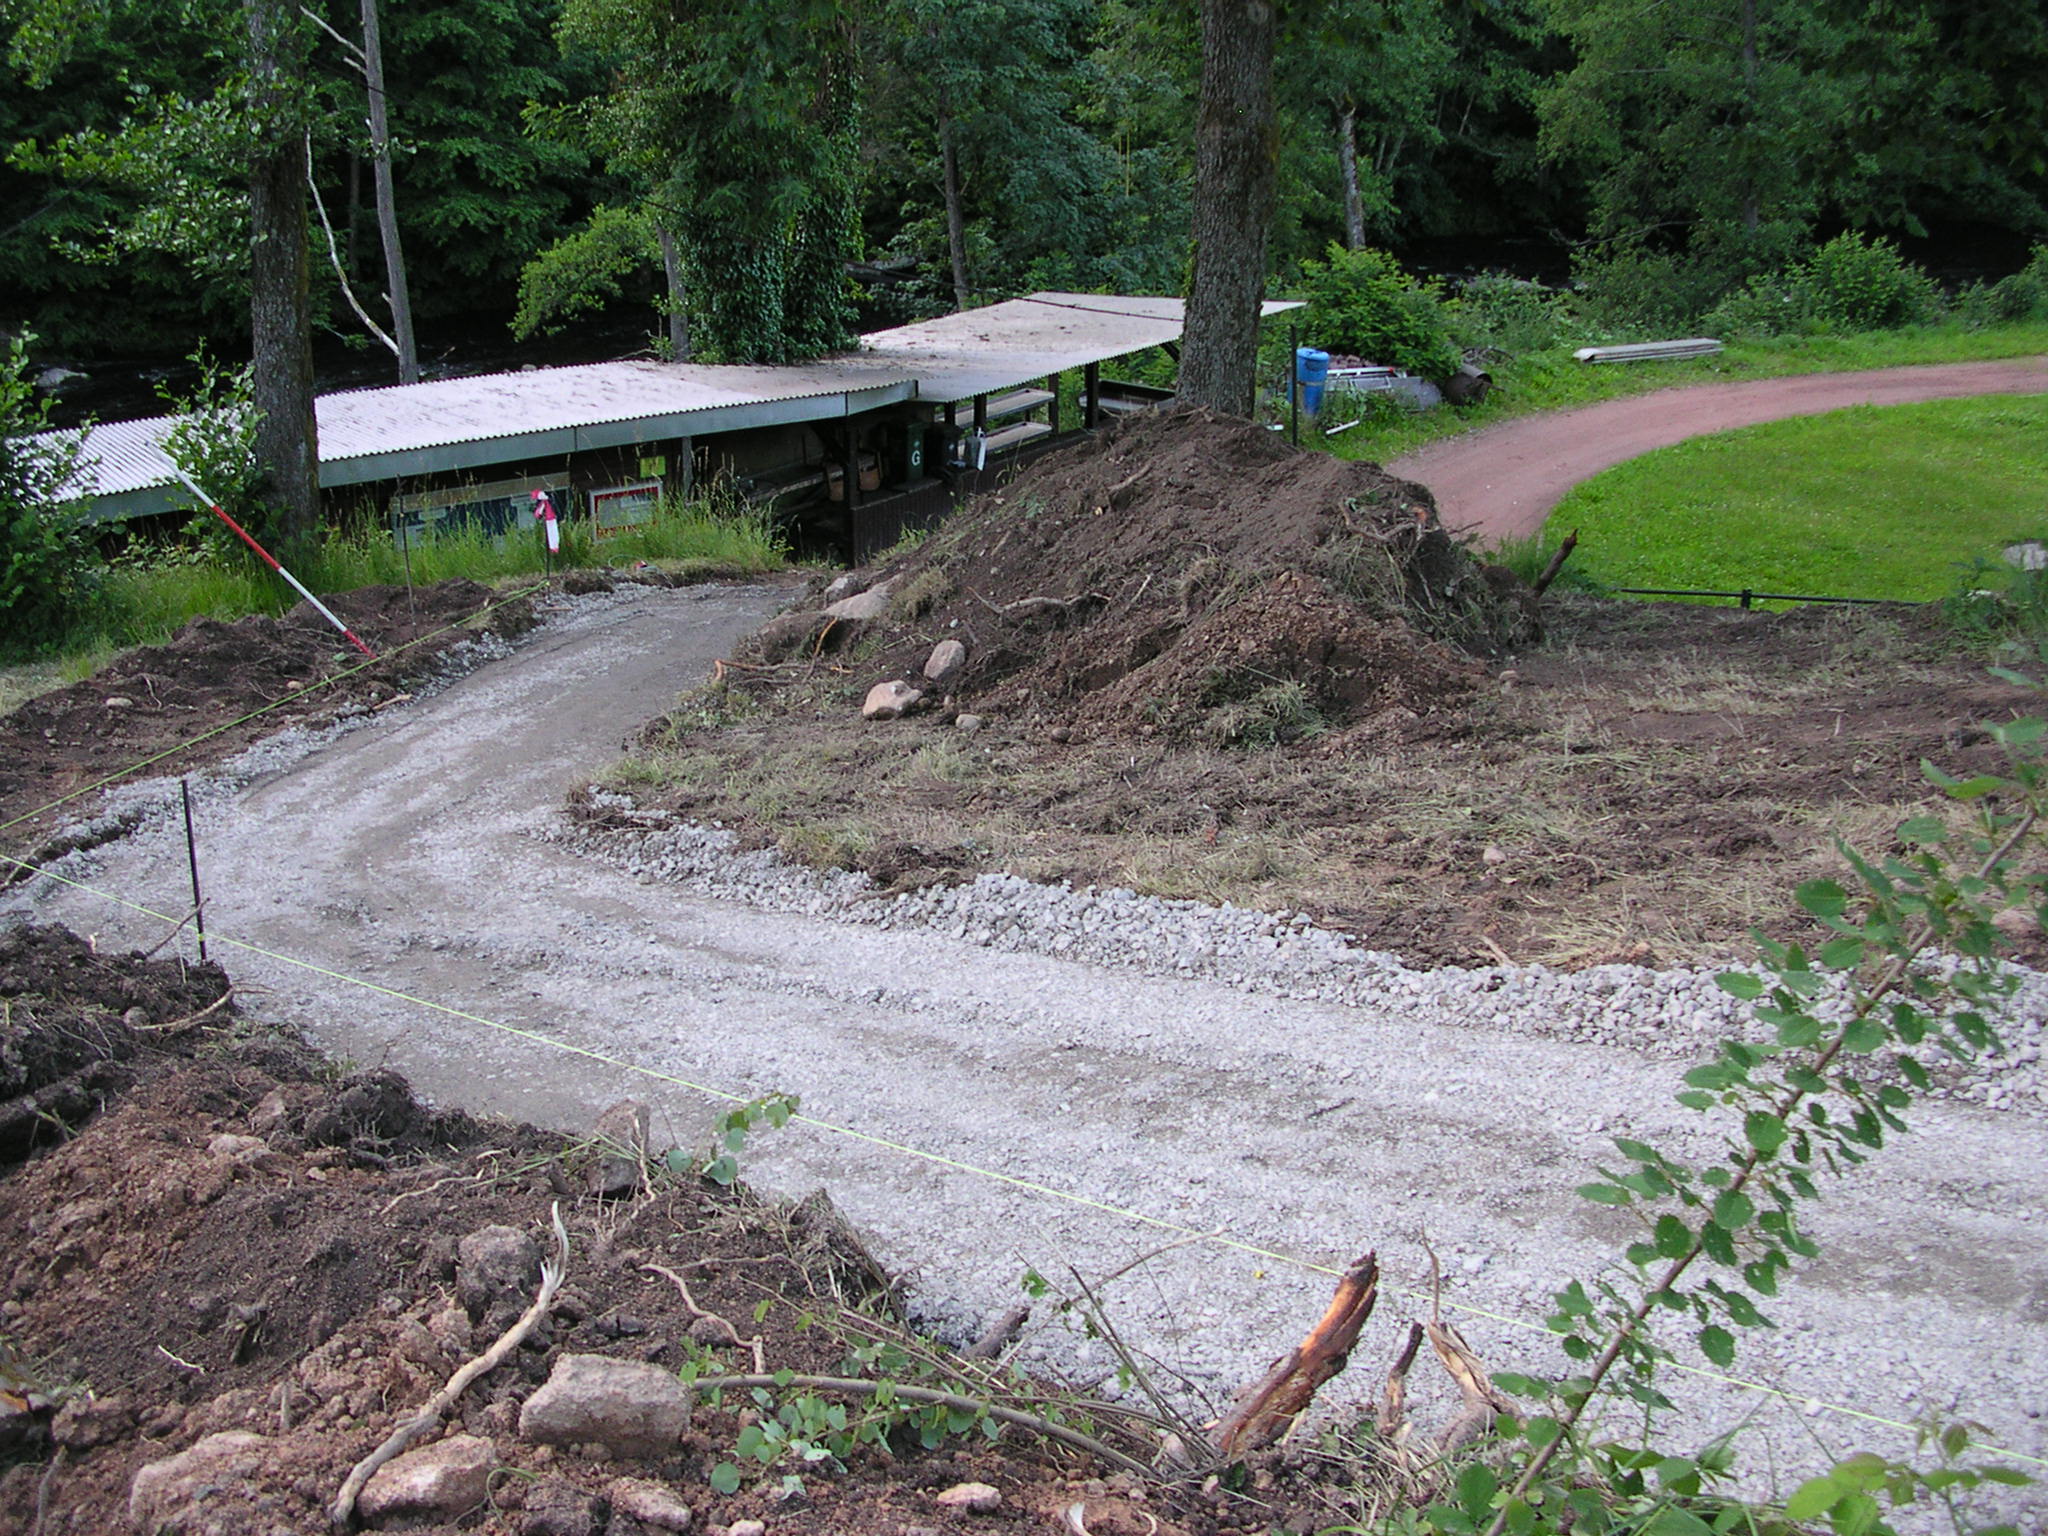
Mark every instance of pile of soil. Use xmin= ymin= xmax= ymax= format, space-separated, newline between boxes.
xmin=750 ymin=411 xmax=1536 ymax=745
xmin=0 ymin=927 xmax=1369 ymax=1536
xmin=0 ymin=579 xmax=535 ymax=861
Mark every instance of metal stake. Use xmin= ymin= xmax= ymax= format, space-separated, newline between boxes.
xmin=1289 ymin=322 xmax=1301 ymax=446
xmin=180 ymin=778 xmax=207 ymax=965
xmin=394 ymin=507 xmax=419 ymax=634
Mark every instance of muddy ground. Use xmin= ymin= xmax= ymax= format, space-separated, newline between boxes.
xmin=615 ymin=413 xmax=2040 ymax=970
xmin=0 ymin=926 xmax=1391 ymax=1536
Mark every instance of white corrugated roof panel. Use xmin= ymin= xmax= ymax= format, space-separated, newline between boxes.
xmin=34 ymin=292 xmax=1307 ymax=507
xmin=861 ymin=293 xmax=1305 ymax=403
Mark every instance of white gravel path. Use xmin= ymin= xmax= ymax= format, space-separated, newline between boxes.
xmin=8 ymin=581 xmax=2044 ymax=1529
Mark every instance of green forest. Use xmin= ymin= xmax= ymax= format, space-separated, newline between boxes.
xmin=4 ymin=0 xmax=2045 ymax=377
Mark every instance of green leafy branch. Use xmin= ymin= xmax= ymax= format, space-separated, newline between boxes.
xmin=1482 ymin=702 xmax=2046 ymax=1536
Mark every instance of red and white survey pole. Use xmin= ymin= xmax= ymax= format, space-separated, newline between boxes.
xmin=170 ymin=467 xmax=377 ymax=660
xmin=531 ymin=488 xmax=560 ymax=559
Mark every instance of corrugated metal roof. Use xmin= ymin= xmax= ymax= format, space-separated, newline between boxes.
xmin=35 ymin=292 xmax=1307 ymax=509
xmin=861 ymin=294 xmax=1305 ymax=403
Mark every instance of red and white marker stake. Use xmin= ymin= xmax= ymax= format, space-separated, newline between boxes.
xmin=171 ymin=468 xmax=377 ymax=659
xmin=531 ymin=488 xmax=560 ymax=554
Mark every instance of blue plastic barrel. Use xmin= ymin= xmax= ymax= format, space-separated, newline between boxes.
xmin=1295 ymin=347 xmax=1330 ymax=414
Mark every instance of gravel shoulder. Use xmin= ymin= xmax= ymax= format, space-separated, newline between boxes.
xmin=1387 ymin=356 xmax=2048 ymax=542
xmin=8 ymin=580 xmax=2045 ymax=1528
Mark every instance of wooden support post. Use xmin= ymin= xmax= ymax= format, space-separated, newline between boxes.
xmin=1084 ymin=361 xmax=1101 ymax=429
xmin=972 ymin=393 xmax=988 ymax=433
xmin=1047 ymin=372 xmax=1061 ymax=435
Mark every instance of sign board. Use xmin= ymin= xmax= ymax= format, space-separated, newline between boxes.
xmin=590 ymin=479 xmax=663 ymax=540
xmin=391 ymin=474 xmax=574 ymax=549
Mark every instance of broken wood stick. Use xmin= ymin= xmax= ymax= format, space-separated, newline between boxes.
xmin=1423 ymin=1318 xmax=1509 ymax=1456
xmin=1208 ymin=1252 xmax=1379 ymax=1458
xmin=1532 ymin=529 xmax=1579 ymax=596
xmin=1377 ymin=1320 xmax=1425 ymax=1440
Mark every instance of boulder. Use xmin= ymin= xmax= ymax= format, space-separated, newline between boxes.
xmin=935 ymin=1481 xmax=1003 ymax=1514
xmin=521 ymin=1479 xmax=604 ymax=1536
xmin=822 ymin=570 xmax=871 ymax=603
xmin=518 ymin=1354 xmax=689 ymax=1459
xmin=128 ymin=1430 xmax=270 ymax=1533
xmin=824 ymin=580 xmax=894 ymax=621
xmin=588 ymin=1099 xmax=649 ymax=1198
xmin=457 ymin=1224 xmax=542 ymax=1330
xmin=359 ymin=1434 xmax=498 ymax=1525
xmin=609 ymin=1475 xmax=695 ymax=1531
xmin=922 ymin=639 xmax=968 ymax=689
xmin=862 ymin=681 xmax=922 ymax=721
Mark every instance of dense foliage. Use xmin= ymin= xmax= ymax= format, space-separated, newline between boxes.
xmin=0 ymin=336 xmax=96 ymax=653
xmin=0 ymin=0 xmax=2040 ymax=381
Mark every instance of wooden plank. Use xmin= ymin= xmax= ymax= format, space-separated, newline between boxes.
xmin=985 ymin=387 xmax=1056 ymax=420
xmin=984 ymin=420 xmax=1053 ymax=452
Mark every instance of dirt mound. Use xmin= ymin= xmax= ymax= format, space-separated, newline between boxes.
xmin=790 ymin=410 xmax=1536 ymax=743
xmin=0 ymin=928 xmax=1358 ymax=1536
xmin=0 ymin=578 xmax=534 ymax=859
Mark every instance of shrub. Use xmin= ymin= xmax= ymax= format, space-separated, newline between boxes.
xmin=1450 ymin=274 xmax=1576 ymax=354
xmin=156 ymin=348 xmax=271 ymax=555
xmin=1296 ymin=244 xmax=1461 ymax=380
xmin=1569 ymin=244 xmax=1735 ymax=336
xmin=1982 ymin=242 xmax=2048 ymax=324
xmin=1798 ymin=232 xmax=1938 ymax=331
xmin=0 ymin=336 xmax=101 ymax=656
xmin=1701 ymin=271 xmax=1813 ymax=338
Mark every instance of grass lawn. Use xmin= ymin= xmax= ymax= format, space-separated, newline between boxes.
xmin=1534 ymin=394 xmax=2048 ymax=601
xmin=1322 ymin=320 xmax=2048 ymax=467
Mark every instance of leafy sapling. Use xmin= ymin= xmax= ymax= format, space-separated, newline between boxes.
xmin=1481 ymin=693 xmax=2046 ymax=1536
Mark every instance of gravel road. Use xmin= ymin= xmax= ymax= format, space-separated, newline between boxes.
xmin=10 ymin=581 xmax=2046 ymax=1526
xmin=1388 ymin=356 xmax=2048 ymax=542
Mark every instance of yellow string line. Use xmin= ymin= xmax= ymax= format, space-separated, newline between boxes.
xmin=0 ymin=582 xmax=549 ymax=839
xmin=8 ymin=848 xmax=2042 ymax=1470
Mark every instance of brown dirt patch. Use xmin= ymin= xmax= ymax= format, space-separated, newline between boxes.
xmin=0 ymin=927 xmax=1385 ymax=1536
xmin=609 ymin=415 xmax=2042 ymax=970
xmin=0 ymin=580 xmax=536 ymax=865
xmin=747 ymin=409 xmax=1535 ymax=748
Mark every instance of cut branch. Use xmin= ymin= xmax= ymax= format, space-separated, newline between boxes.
xmin=1209 ymin=1252 xmax=1379 ymax=1458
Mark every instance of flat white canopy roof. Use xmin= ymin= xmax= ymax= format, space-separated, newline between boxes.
xmin=40 ymin=292 xmax=1306 ymax=517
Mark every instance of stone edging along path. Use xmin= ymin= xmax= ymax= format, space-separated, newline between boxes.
xmin=1386 ymin=356 xmax=2048 ymax=544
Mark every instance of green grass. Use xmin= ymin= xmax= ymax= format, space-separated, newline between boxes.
xmin=1323 ymin=319 xmax=2048 ymax=466
xmin=1534 ymin=395 xmax=2048 ymax=601
xmin=0 ymin=492 xmax=789 ymax=706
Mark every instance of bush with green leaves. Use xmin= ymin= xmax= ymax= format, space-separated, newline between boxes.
xmin=1451 ymin=275 xmax=1577 ymax=355
xmin=1568 ymin=245 xmax=1738 ymax=337
xmin=1469 ymin=682 xmax=2046 ymax=1536
xmin=155 ymin=347 xmax=271 ymax=554
xmin=1298 ymin=245 xmax=1461 ymax=381
xmin=0 ymin=335 xmax=101 ymax=656
xmin=1798 ymin=232 xmax=1939 ymax=332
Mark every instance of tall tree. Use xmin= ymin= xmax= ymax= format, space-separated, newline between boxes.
xmin=522 ymin=0 xmax=860 ymax=363
xmin=243 ymin=0 xmax=319 ymax=543
xmin=1178 ymin=0 xmax=1277 ymax=416
xmin=1538 ymin=0 xmax=1840 ymax=275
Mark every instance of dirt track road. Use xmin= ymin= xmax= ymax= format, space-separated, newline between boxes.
xmin=1388 ymin=356 xmax=2048 ymax=542
xmin=12 ymin=580 xmax=2048 ymax=1521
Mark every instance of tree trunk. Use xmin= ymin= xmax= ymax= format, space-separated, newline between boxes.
xmin=1178 ymin=0 xmax=1277 ymax=417
xmin=654 ymin=220 xmax=693 ymax=494
xmin=938 ymin=100 xmax=971 ymax=312
xmin=246 ymin=0 xmax=320 ymax=551
xmin=1337 ymin=102 xmax=1366 ymax=250
xmin=361 ymin=0 xmax=418 ymax=384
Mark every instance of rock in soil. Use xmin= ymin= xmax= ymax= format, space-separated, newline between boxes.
xmin=517 ymin=1354 xmax=690 ymax=1459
